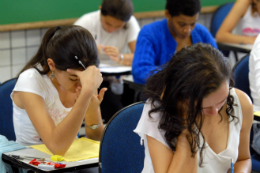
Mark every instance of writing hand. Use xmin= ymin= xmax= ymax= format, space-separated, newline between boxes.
xmin=103 ymin=46 xmax=121 ymax=63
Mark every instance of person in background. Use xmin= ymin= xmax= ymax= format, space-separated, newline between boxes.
xmin=11 ymin=25 xmax=106 ymax=156
xmin=249 ymin=34 xmax=260 ymax=111
xmin=249 ymin=33 xmax=260 ymax=169
xmin=132 ymin=0 xmax=217 ymax=84
xmin=216 ymin=0 xmax=260 ymax=44
xmin=134 ymin=43 xmax=253 ymax=173
xmin=74 ymin=0 xmax=140 ymax=66
xmin=74 ymin=0 xmax=140 ymax=123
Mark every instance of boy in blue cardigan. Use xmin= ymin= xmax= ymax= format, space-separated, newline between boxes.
xmin=132 ymin=0 xmax=217 ymax=84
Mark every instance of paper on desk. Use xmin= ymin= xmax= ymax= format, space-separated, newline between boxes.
xmin=255 ymin=111 xmax=260 ymax=117
xmin=99 ymin=63 xmax=132 ymax=73
xmin=30 ymin=138 xmax=100 ymax=162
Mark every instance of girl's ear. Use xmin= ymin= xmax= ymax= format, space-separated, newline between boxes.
xmin=47 ymin=58 xmax=56 ymax=71
xmin=99 ymin=6 xmax=102 ymax=10
xmin=165 ymin=9 xmax=171 ymax=19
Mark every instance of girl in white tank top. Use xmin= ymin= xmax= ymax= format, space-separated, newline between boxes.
xmin=216 ymin=0 xmax=260 ymax=44
xmin=134 ymin=43 xmax=253 ymax=173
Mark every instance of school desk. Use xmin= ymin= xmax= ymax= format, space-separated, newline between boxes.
xmin=99 ymin=63 xmax=131 ymax=76
xmin=123 ymin=75 xmax=145 ymax=102
xmin=2 ymin=147 xmax=98 ymax=172
xmin=217 ymin=42 xmax=253 ymax=54
xmin=254 ymin=113 xmax=260 ymax=122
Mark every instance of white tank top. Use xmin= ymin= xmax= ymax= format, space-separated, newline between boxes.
xmin=11 ymin=68 xmax=72 ymax=146
xmin=233 ymin=5 xmax=260 ymax=37
xmin=134 ymin=88 xmax=243 ymax=173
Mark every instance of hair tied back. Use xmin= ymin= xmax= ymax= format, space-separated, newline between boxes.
xmin=55 ymin=26 xmax=61 ymax=32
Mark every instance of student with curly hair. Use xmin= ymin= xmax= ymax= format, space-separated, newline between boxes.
xmin=134 ymin=43 xmax=253 ymax=173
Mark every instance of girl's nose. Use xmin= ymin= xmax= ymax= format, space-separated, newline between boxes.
xmin=183 ymin=26 xmax=192 ymax=33
xmin=207 ymin=107 xmax=219 ymax=116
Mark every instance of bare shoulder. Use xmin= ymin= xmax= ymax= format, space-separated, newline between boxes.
xmin=236 ymin=0 xmax=251 ymax=5
xmin=233 ymin=0 xmax=251 ymax=17
xmin=234 ymin=88 xmax=253 ymax=127
xmin=235 ymin=0 xmax=251 ymax=8
xmin=234 ymin=88 xmax=252 ymax=107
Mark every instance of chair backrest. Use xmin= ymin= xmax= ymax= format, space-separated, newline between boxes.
xmin=99 ymin=102 xmax=145 ymax=173
xmin=232 ymin=54 xmax=252 ymax=101
xmin=210 ymin=2 xmax=234 ymax=38
xmin=0 ymin=78 xmax=17 ymax=141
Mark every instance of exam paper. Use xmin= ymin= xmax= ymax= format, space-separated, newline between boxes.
xmin=30 ymin=138 xmax=100 ymax=162
xmin=99 ymin=63 xmax=132 ymax=73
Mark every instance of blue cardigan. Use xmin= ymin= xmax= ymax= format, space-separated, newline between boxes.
xmin=132 ymin=19 xmax=217 ymax=84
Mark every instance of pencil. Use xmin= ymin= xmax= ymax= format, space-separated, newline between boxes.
xmin=231 ymin=158 xmax=234 ymax=173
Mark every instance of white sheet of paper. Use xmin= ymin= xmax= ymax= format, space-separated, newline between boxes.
xmin=99 ymin=63 xmax=132 ymax=73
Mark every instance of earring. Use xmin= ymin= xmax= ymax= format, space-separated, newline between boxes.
xmin=49 ymin=71 xmax=56 ymax=80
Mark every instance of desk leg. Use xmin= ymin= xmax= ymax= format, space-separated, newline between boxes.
xmin=11 ymin=165 xmax=19 ymax=173
xmin=2 ymin=158 xmax=31 ymax=173
xmin=233 ymin=51 xmax=239 ymax=62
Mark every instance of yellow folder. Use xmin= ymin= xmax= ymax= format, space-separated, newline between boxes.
xmin=30 ymin=137 xmax=100 ymax=162
xmin=255 ymin=111 xmax=260 ymax=117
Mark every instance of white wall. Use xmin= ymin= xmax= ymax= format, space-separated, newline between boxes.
xmin=0 ymin=13 xmax=213 ymax=83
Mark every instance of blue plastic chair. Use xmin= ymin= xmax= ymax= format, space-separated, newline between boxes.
xmin=210 ymin=2 xmax=234 ymax=38
xmin=210 ymin=2 xmax=239 ymax=61
xmin=232 ymin=54 xmax=252 ymax=101
xmin=0 ymin=78 xmax=17 ymax=141
xmin=252 ymin=153 xmax=260 ymax=172
xmin=99 ymin=102 xmax=145 ymax=173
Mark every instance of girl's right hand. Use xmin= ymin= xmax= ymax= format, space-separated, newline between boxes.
xmin=67 ymin=66 xmax=103 ymax=93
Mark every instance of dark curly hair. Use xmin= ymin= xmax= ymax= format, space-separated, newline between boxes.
xmin=166 ymin=0 xmax=201 ymax=17
xmin=145 ymin=43 xmax=238 ymax=167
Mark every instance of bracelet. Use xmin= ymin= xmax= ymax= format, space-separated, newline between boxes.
xmin=120 ymin=54 xmax=124 ymax=63
xmin=85 ymin=121 xmax=101 ymax=130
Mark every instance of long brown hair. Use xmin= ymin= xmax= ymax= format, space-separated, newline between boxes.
xmin=145 ymin=43 xmax=237 ymax=167
xmin=19 ymin=25 xmax=98 ymax=76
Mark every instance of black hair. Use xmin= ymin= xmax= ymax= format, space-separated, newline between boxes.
xmin=19 ymin=25 xmax=98 ymax=75
xmin=166 ymin=0 xmax=201 ymax=17
xmin=101 ymin=0 xmax=133 ymax=22
xmin=145 ymin=43 xmax=237 ymax=167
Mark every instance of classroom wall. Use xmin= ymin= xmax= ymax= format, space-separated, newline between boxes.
xmin=0 ymin=13 xmax=212 ymax=83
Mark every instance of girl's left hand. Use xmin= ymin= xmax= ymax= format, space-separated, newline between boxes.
xmin=103 ymin=46 xmax=121 ymax=63
xmin=87 ymin=88 xmax=107 ymax=113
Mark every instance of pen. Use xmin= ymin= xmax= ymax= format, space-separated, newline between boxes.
xmin=74 ymin=56 xmax=101 ymax=90
xmin=74 ymin=56 xmax=86 ymax=70
xmin=231 ymin=158 xmax=234 ymax=173
xmin=10 ymin=155 xmax=45 ymax=161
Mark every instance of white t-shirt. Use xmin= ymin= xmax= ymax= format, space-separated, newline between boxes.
xmin=74 ymin=10 xmax=140 ymax=64
xmin=249 ymin=34 xmax=260 ymax=111
xmin=134 ymin=88 xmax=243 ymax=173
xmin=11 ymin=68 xmax=72 ymax=146
xmin=233 ymin=5 xmax=260 ymax=36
